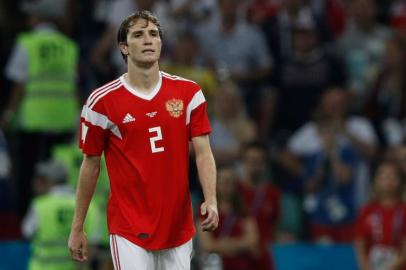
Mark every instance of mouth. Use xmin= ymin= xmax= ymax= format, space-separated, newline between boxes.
xmin=142 ymin=49 xmax=155 ymax=53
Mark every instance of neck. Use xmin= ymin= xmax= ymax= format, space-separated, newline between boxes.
xmin=126 ymin=61 xmax=160 ymax=94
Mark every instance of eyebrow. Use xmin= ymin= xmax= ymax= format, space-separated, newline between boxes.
xmin=130 ymin=29 xmax=158 ymax=35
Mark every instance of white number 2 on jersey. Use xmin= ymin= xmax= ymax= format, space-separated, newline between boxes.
xmin=148 ymin=126 xmax=164 ymax=153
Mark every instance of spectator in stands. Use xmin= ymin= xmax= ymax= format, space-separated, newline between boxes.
xmin=198 ymin=165 xmax=261 ymax=270
xmin=210 ymin=81 xmax=257 ymax=165
xmin=195 ymin=0 xmax=273 ymax=118
xmin=238 ymin=142 xmax=280 ymax=270
xmin=279 ymin=88 xmax=378 ymax=241
xmin=273 ymin=15 xmax=346 ymax=133
xmin=1 ymin=0 xmax=79 ymax=216
xmin=338 ymin=0 xmax=392 ymax=111
xmin=293 ymin=113 xmax=359 ymax=242
xmin=161 ymin=31 xmax=218 ymax=112
xmin=259 ymin=0 xmax=328 ymax=64
xmin=364 ymin=35 xmax=406 ymax=149
xmin=355 ymin=160 xmax=406 ymax=270
xmin=23 ymin=159 xmax=96 ymax=270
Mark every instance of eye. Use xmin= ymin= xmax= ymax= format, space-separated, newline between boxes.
xmin=150 ymin=30 xmax=158 ymax=37
xmin=132 ymin=31 xmax=142 ymax=38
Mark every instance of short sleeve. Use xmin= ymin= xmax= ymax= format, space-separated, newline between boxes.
xmin=79 ymin=103 xmax=109 ymax=156
xmin=5 ymin=43 xmax=28 ymax=83
xmin=187 ymin=90 xmax=211 ymax=139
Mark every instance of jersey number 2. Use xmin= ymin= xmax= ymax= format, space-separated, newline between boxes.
xmin=149 ymin=126 xmax=164 ymax=153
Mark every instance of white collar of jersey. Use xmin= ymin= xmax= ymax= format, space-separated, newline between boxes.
xmin=120 ymin=72 xmax=163 ymax=101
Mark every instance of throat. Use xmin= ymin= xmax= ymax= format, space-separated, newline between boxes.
xmin=124 ymin=65 xmax=160 ymax=95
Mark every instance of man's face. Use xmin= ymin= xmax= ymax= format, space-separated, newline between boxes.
xmin=120 ymin=18 xmax=162 ymax=65
xmin=243 ymin=148 xmax=267 ymax=177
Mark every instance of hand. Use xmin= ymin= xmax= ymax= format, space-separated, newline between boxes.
xmin=68 ymin=229 xmax=88 ymax=262
xmin=200 ymin=202 xmax=219 ymax=232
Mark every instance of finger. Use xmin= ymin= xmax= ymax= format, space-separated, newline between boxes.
xmin=203 ymin=213 xmax=219 ymax=231
xmin=75 ymin=250 xmax=87 ymax=262
xmin=81 ymin=244 xmax=88 ymax=260
xmin=201 ymin=208 xmax=215 ymax=226
xmin=200 ymin=204 xmax=207 ymax=215
xmin=71 ymin=250 xmax=81 ymax=261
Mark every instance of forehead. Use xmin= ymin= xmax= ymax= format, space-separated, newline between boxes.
xmin=128 ymin=18 xmax=159 ymax=32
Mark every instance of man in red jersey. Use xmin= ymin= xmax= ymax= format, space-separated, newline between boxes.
xmin=68 ymin=10 xmax=218 ymax=269
xmin=238 ymin=142 xmax=280 ymax=270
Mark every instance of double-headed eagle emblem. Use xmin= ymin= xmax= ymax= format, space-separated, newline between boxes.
xmin=165 ymin=98 xmax=183 ymax=118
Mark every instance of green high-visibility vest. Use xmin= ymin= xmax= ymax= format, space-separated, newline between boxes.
xmin=29 ymin=192 xmax=97 ymax=270
xmin=17 ymin=31 xmax=79 ymax=132
xmin=29 ymin=194 xmax=76 ymax=270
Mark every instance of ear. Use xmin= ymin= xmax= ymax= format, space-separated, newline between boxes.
xmin=119 ymin=42 xmax=129 ymax=55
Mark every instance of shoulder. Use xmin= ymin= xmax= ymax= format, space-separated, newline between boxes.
xmin=161 ymin=71 xmax=201 ymax=92
xmin=85 ymin=77 xmax=123 ymax=110
xmin=288 ymin=122 xmax=319 ymax=153
xmin=347 ymin=116 xmax=377 ymax=141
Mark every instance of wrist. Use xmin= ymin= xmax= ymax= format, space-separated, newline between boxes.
xmin=71 ymin=223 xmax=84 ymax=232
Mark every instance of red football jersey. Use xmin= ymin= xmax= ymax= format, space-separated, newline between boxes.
xmin=356 ymin=201 xmax=406 ymax=269
xmin=79 ymin=71 xmax=211 ymax=250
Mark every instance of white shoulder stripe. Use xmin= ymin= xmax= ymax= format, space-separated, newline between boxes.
xmin=161 ymin=72 xmax=196 ymax=84
xmin=87 ymin=80 xmax=121 ymax=106
xmin=87 ymin=79 xmax=120 ymax=104
xmin=88 ymin=83 xmax=122 ymax=109
xmin=81 ymin=105 xmax=122 ymax=139
xmin=186 ymin=90 xmax=206 ymax=125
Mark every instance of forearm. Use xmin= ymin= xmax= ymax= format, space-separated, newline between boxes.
xmin=71 ymin=155 xmax=100 ymax=232
xmin=196 ymin=150 xmax=217 ymax=204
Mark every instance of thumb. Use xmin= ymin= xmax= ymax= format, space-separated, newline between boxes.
xmin=201 ymin=204 xmax=207 ymax=215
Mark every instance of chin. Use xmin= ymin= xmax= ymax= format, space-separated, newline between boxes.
xmin=134 ymin=57 xmax=159 ymax=67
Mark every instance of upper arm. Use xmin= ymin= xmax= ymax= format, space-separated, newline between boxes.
xmin=5 ymin=43 xmax=28 ymax=83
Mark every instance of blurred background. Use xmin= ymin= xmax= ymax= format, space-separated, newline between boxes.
xmin=1 ymin=0 xmax=406 ymax=269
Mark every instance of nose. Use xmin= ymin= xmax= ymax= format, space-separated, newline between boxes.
xmin=143 ymin=34 xmax=153 ymax=44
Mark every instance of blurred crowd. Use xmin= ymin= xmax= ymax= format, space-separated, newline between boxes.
xmin=1 ymin=0 xmax=406 ymax=269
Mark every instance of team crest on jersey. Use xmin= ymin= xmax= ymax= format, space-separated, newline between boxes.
xmin=165 ymin=98 xmax=183 ymax=118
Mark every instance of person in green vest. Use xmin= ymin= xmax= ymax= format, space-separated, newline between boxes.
xmin=0 ymin=0 xmax=80 ymax=217
xmin=52 ymin=142 xmax=113 ymax=270
xmin=22 ymin=159 xmax=96 ymax=270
